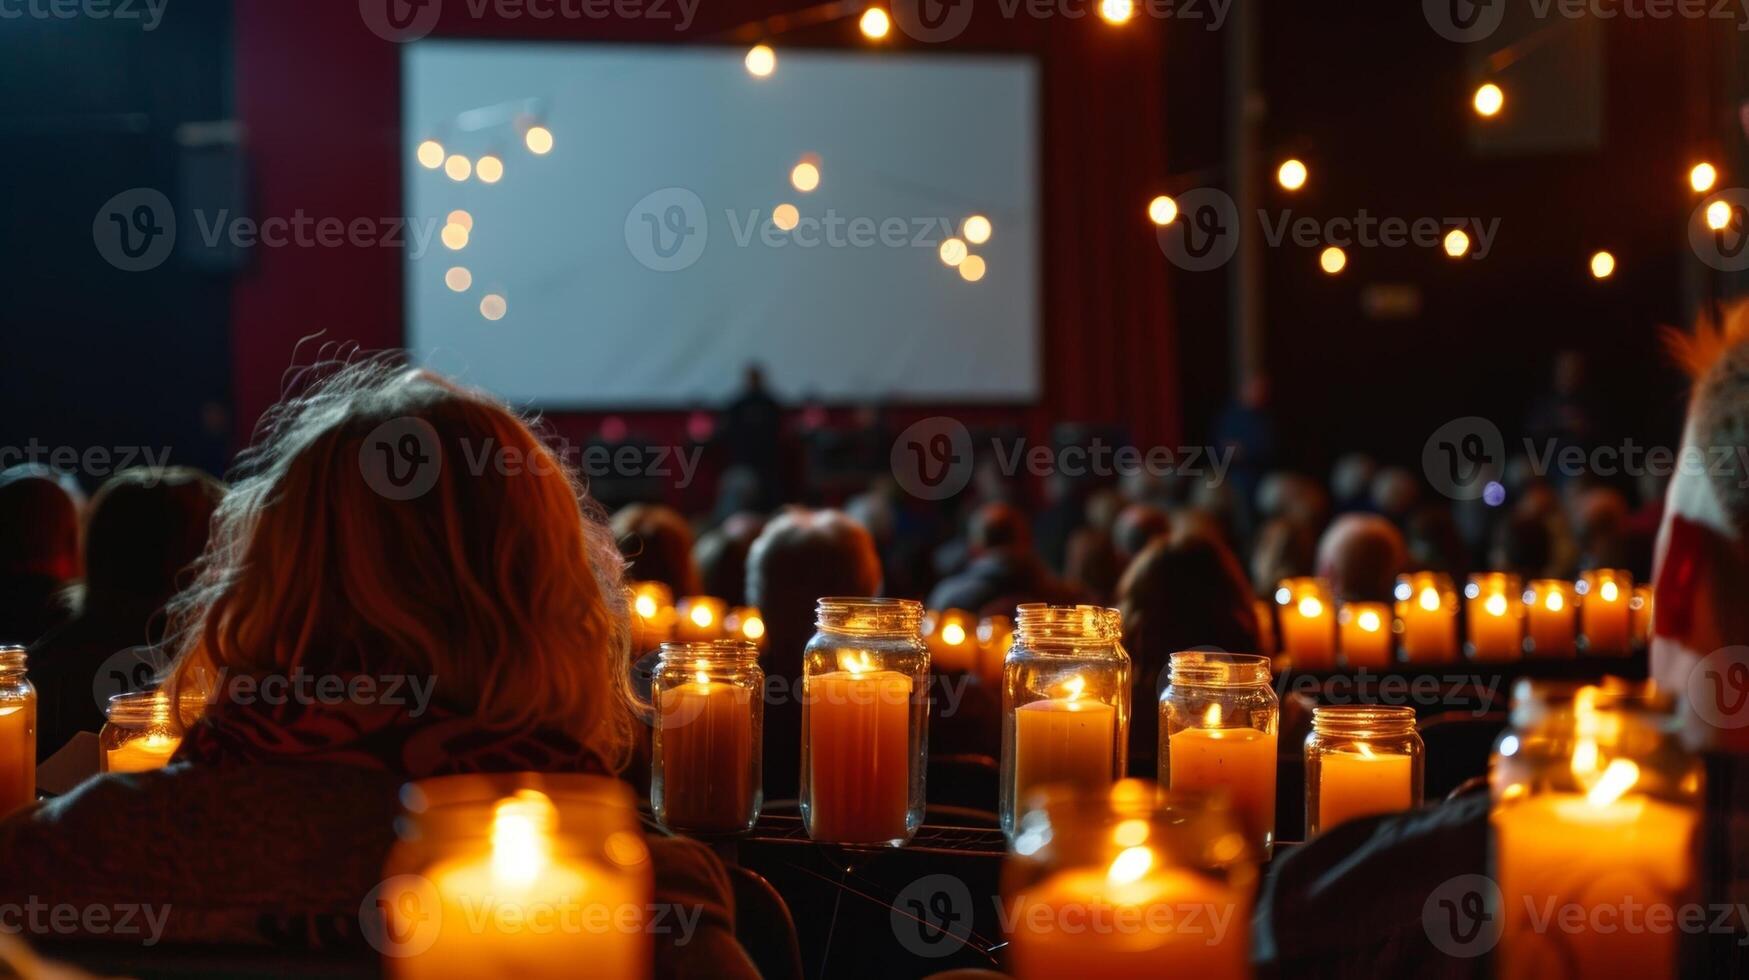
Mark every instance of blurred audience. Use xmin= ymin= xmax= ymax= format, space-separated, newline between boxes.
xmin=1314 ymin=514 xmax=1406 ymax=602
xmin=692 ymin=511 xmax=765 ymax=607
xmin=0 ymin=466 xmax=84 ymax=646
xmin=927 ymin=502 xmax=1072 ymax=615
xmin=1250 ymin=517 xmax=1317 ymax=599
xmin=612 ymin=502 xmax=701 ymax=597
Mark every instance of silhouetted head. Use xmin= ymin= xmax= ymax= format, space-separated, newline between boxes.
xmin=80 ymin=467 xmax=224 ymax=610
xmin=612 ymin=503 xmax=701 ymax=598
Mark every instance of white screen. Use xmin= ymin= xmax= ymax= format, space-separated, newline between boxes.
xmin=404 ymin=42 xmax=1040 ymax=408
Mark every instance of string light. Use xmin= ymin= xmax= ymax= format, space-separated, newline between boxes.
xmin=1147 ymin=195 xmax=1178 ymax=225
xmin=962 ymin=215 xmax=992 ymax=244
xmin=1473 ymin=83 xmax=1504 ymax=118
xmin=1098 ymin=0 xmax=1134 ymax=24
xmin=1277 ymin=159 xmax=1308 ymax=191
xmin=791 ymin=161 xmax=820 ymax=192
xmin=746 ymin=44 xmax=776 ymax=78
xmin=444 ymin=155 xmax=472 ymax=182
xmin=480 ymin=294 xmax=508 ymax=320
xmin=1707 ymin=199 xmax=1733 ymax=231
xmin=476 ymin=155 xmax=505 ymax=184
xmin=772 ymin=203 xmax=800 ymax=231
xmin=1691 ymin=162 xmax=1718 ymax=194
xmin=939 ymin=237 xmax=967 ymax=266
xmin=859 ymin=7 xmax=890 ymax=39
xmin=445 ymin=267 xmax=472 ymax=292
xmin=1589 ymin=250 xmax=1615 ymax=280
xmin=441 ymin=222 xmax=470 ymax=250
xmin=959 ymin=254 xmax=987 ymax=282
xmin=1319 ymin=245 xmax=1346 ymax=274
xmin=1443 ymin=228 xmax=1471 ymax=258
xmin=525 ymin=126 xmax=554 ymax=155
xmin=416 ymin=140 xmax=445 ymax=169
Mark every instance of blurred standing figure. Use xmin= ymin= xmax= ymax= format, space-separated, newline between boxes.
xmin=31 ymin=468 xmax=223 ymax=760
xmin=0 ymin=466 xmax=83 ymax=646
xmin=720 ymin=364 xmax=784 ymax=508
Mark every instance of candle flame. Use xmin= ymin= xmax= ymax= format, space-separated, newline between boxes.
xmin=1419 ymin=587 xmax=1441 ymax=612
xmin=690 ymin=604 xmax=715 ymax=628
xmin=844 ymin=651 xmax=874 ymax=674
xmin=1063 ymin=675 xmax=1086 ymax=701
xmin=1358 ymin=609 xmax=1382 ymax=632
xmin=695 ymin=659 xmax=711 ymax=686
xmin=1298 ymin=596 xmax=1323 ymax=619
xmin=634 ymin=594 xmax=659 ymax=620
xmin=941 ymin=622 xmax=966 ymax=646
xmin=1203 ymin=703 xmax=1222 ymax=727
xmin=1546 ymin=591 xmax=1565 ymax=612
xmin=741 ymin=615 xmax=765 ymax=641
xmin=1106 ymin=845 xmax=1154 ymax=887
xmin=1586 ymin=759 xmax=1640 ymax=808
xmin=1484 ymin=594 xmax=1508 ymax=617
xmin=1356 ymin=741 xmax=1376 ymax=759
xmin=1600 ymin=580 xmax=1619 ymax=603
xmin=491 ymin=790 xmax=556 ymax=886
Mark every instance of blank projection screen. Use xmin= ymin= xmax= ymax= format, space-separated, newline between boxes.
xmin=403 ymin=42 xmax=1040 ymax=408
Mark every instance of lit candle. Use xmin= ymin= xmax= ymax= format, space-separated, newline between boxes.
xmin=1337 ymin=602 xmax=1393 ymax=668
xmin=0 ymin=703 xmax=33 ymax=813
xmin=1523 ymin=579 xmax=1577 ymax=657
xmin=1465 ymin=573 xmax=1523 ymax=661
xmin=629 ymin=582 xmax=676 ymax=652
xmin=1494 ymin=764 xmax=1696 ymax=978
xmin=104 ymin=733 xmax=182 ymax=774
xmin=1166 ymin=710 xmax=1276 ymax=852
xmin=925 ymin=609 xmax=978 ymax=675
xmin=674 ymin=596 xmax=727 ymax=642
xmin=804 ymin=657 xmax=914 ymax=843
xmin=1578 ymin=570 xmax=1632 ymax=655
xmin=1629 ymin=586 xmax=1654 ymax=646
xmin=1274 ymin=579 xmax=1336 ymax=670
xmin=1013 ymin=676 xmax=1117 ymax=807
xmin=1396 ymin=573 xmax=1458 ymax=664
xmin=1318 ymin=744 xmax=1413 ymax=830
xmin=393 ymin=790 xmax=652 ymax=979
xmin=656 ymin=664 xmax=754 ymax=834
xmin=723 ymin=607 xmax=766 ymax=649
xmin=1009 ymin=848 xmax=1248 ymax=979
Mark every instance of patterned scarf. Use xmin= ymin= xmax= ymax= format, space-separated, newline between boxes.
xmin=172 ymin=682 xmax=607 ymax=779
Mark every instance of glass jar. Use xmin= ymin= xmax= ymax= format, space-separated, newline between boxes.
xmin=1274 ymin=577 xmax=1336 ymax=669
xmin=376 ymin=773 xmax=655 ymax=979
xmin=1304 ymin=705 xmax=1423 ymax=837
xmin=1464 ymin=572 xmax=1524 ymax=661
xmin=0 ymin=647 xmax=35 ymax=814
xmin=1395 ymin=571 xmax=1459 ymax=664
xmin=1159 ymin=652 xmax=1279 ymax=859
xmin=1490 ymin=680 xmax=1701 ymax=979
xmin=1577 ymin=569 xmax=1634 ymax=655
xmin=1000 ymin=604 xmax=1131 ymax=838
xmin=650 ymin=640 xmax=763 ymax=836
xmin=800 ymin=597 xmax=929 ymax=845
xmin=1002 ymin=780 xmax=1256 ymax=979
xmin=100 ymin=690 xmax=182 ymax=773
xmin=1522 ymin=578 xmax=1578 ymax=657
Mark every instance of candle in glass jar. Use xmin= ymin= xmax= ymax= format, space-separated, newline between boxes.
xmin=1465 ymin=574 xmax=1523 ymax=661
xmin=1275 ymin=579 xmax=1335 ymax=670
xmin=1338 ymin=602 xmax=1393 ymax=668
xmin=0 ymin=704 xmax=34 ymax=813
xmin=1397 ymin=574 xmax=1458 ymax=664
xmin=1318 ymin=745 xmax=1413 ymax=830
xmin=629 ymin=582 xmax=676 ymax=652
xmin=657 ymin=671 xmax=753 ymax=833
xmin=1494 ymin=781 xmax=1695 ymax=979
xmin=805 ymin=662 xmax=913 ymax=843
xmin=1166 ymin=723 xmax=1276 ymax=850
xmin=105 ymin=733 xmax=182 ymax=774
xmin=674 ymin=597 xmax=728 ymax=642
xmin=1013 ymin=676 xmax=1116 ymax=806
xmin=1009 ymin=852 xmax=1248 ymax=980
xmin=392 ymin=790 xmax=650 ymax=980
xmin=1578 ymin=571 xmax=1632 ymax=655
xmin=1524 ymin=580 xmax=1577 ymax=657
xmin=926 ymin=610 xmax=978 ymax=674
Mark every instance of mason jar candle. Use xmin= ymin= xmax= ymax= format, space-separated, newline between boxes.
xmin=379 ymin=774 xmax=655 ymax=979
xmin=629 ymin=581 xmax=676 ymax=653
xmin=1523 ymin=578 xmax=1578 ymax=657
xmin=1304 ymin=705 xmax=1423 ymax=836
xmin=1396 ymin=572 xmax=1458 ymax=664
xmin=100 ymin=690 xmax=182 ymax=773
xmin=1000 ymin=604 xmax=1131 ymax=838
xmin=1465 ymin=572 xmax=1524 ymax=661
xmin=1274 ymin=578 xmax=1336 ymax=670
xmin=801 ymin=597 xmax=929 ymax=846
xmin=1337 ymin=601 xmax=1394 ymax=668
xmin=924 ymin=608 xmax=979 ymax=675
xmin=722 ymin=606 xmax=767 ymax=649
xmin=674 ymin=595 xmax=728 ymax=642
xmin=0 ymin=647 xmax=35 ymax=814
xmin=1577 ymin=569 xmax=1633 ymax=655
xmin=1002 ymin=780 xmax=1256 ymax=980
xmin=651 ymin=641 xmax=762 ymax=836
xmin=1160 ymin=652 xmax=1279 ymax=859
